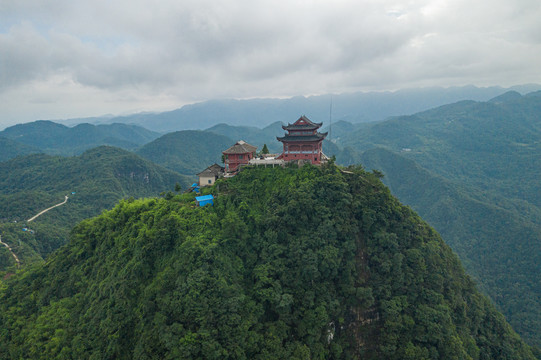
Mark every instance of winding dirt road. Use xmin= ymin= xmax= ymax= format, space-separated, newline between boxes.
xmin=0 ymin=234 xmax=20 ymax=268
xmin=0 ymin=195 xmax=70 ymax=269
xmin=27 ymin=195 xmax=69 ymax=222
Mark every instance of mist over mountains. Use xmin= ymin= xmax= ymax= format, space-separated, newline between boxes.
xmin=53 ymin=85 xmax=541 ymax=132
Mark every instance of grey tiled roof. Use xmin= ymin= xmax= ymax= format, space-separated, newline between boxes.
xmin=282 ymin=115 xmax=323 ymax=130
xmin=197 ymin=163 xmax=224 ymax=176
xmin=223 ymin=140 xmax=257 ymax=154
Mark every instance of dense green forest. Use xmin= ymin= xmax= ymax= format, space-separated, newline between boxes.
xmin=0 ymin=136 xmax=41 ymax=162
xmin=0 ymin=121 xmax=160 ymax=158
xmin=341 ymin=91 xmax=541 ymax=207
xmin=360 ymin=148 xmax=541 ymax=346
xmin=0 ymin=146 xmax=189 ymax=272
xmin=136 ymin=130 xmax=235 ymax=176
xmin=0 ymin=164 xmax=535 ymax=359
xmin=324 ymin=92 xmax=541 ymax=346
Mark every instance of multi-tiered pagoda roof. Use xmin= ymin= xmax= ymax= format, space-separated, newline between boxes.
xmin=277 ymin=115 xmax=328 ymax=142
xmin=276 ymin=115 xmax=327 ymax=165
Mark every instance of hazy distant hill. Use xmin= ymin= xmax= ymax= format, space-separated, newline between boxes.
xmin=136 ymin=130 xmax=235 ymax=176
xmin=0 ymin=136 xmax=41 ymax=162
xmin=58 ymin=85 xmax=541 ymax=132
xmin=341 ymin=91 xmax=541 ymax=207
xmin=0 ymin=120 xmax=160 ymax=157
xmin=0 ymin=146 xmax=190 ymax=271
xmin=205 ymin=121 xmax=285 ymax=153
xmin=359 ymin=148 xmax=541 ymax=346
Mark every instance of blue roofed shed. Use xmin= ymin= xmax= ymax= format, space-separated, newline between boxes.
xmin=195 ymin=194 xmax=214 ymax=207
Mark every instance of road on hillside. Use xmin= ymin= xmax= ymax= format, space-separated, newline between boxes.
xmin=27 ymin=195 xmax=69 ymax=222
xmin=0 ymin=234 xmax=20 ymax=268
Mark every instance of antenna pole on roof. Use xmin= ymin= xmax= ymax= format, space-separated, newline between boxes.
xmin=329 ymin=95 xmax=333 ymax=141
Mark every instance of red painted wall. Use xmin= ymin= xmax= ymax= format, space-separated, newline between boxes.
xmin=224 ymin=152 xmax=253 ymax=172
xmin=280 ymin=141 xmax=323 ymax=164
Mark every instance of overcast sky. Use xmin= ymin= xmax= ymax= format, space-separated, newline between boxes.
xmin=1 ymin=0 xmax=540 ymax=128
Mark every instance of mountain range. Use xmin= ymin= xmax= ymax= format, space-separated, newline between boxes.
xmin=0 ymin=121 xmax=160 ymax=157
xmin=53 ymin=85 xmax=541 ymax=132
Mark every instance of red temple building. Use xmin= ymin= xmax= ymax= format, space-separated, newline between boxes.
xmin=277 ymin=115 xmax=327 ymax=164
xmin=223 ymin=140 xmax=257 ymax=173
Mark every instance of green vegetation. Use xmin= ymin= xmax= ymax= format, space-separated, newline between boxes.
xmin=342 ymin=92 xmax=541 ymax=207
xmin=332 ymin=92 xmax=541 ymax=347
xmin=0 ymin=165 xmax=535 ymax=359
xmin=360 ymin=148 xmax=541 ymax=346
xmin=206 ymin=122 xmax=284 ymax=153
xmin=0 ymin=136 xmax=41 ymax=162
xmin=0 ymin=146 xmax=190 ymax=272
xmin=0 ymin=120 xmax=160 ymax=158
xmin=136 ymin=130 xmax=235 ymax=176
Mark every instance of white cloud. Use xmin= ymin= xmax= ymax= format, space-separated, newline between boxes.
xmin=1 ymin=0 xmax=541 ymax=126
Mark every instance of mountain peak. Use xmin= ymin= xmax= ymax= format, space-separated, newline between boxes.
xmin=489 ymin=90 xmax=523 ymax=103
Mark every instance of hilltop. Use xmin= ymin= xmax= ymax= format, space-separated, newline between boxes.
xmin=0 ymin=164 xmax=535 ymax=359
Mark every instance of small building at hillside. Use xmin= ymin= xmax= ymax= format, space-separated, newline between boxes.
xmin=195 ymin=194 xmax=214 ymax=207
xmin=276 ymin=115 xmax=327 ymax=164
xmin=197 ymin=163 xmax=224 ymax=186
xmin=223 ymin=140 xmax=257 ymax=173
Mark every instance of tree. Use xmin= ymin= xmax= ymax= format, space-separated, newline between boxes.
xmin=261 ymin=144 xmax=269 ymax=154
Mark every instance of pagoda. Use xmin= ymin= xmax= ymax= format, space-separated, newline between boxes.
xmin=277 ymin=115 xmax=327 ymax=164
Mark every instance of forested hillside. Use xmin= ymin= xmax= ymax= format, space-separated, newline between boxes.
xmin=0 ymin=146 xmax=189 ymax=271
xmin=329 ymin=92 xmax=541 ymax=346
xmin=0 ymin=165 xmax=535 ymax=359
xmin=342 ymin=91 xmax=541 ymax=207
xmin=205 ymin=122 xmax=284 ymax=153
xmin=0 ymin=121 xmax=160 ymax=158
xmin=0 ymin=136 xmax=41 ymax=162
xmin=360 ymin=148 xmax=541 ymax=346
xmin=136 ymin=130 xmax=235 ymax=176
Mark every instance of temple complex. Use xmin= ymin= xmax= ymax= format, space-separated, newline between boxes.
xmin=276 ymin=115 xmax=327 ymax=164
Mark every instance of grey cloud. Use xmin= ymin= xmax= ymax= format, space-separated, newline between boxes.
xmin=1 ymin=0 xmax=541 ymax=125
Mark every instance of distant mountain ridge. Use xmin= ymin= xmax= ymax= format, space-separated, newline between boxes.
xmin=359 ymin=148 xmax=541 ymax=346
xmin=55 ymin=85 xmax=541 ymax=132
xmin=0 ymin=121 xmax=161 ymax=158
xmin=0 ymin=136 xmax=41 ymax=162
xmin=136 ymin=130 xmax=235 ymax=177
